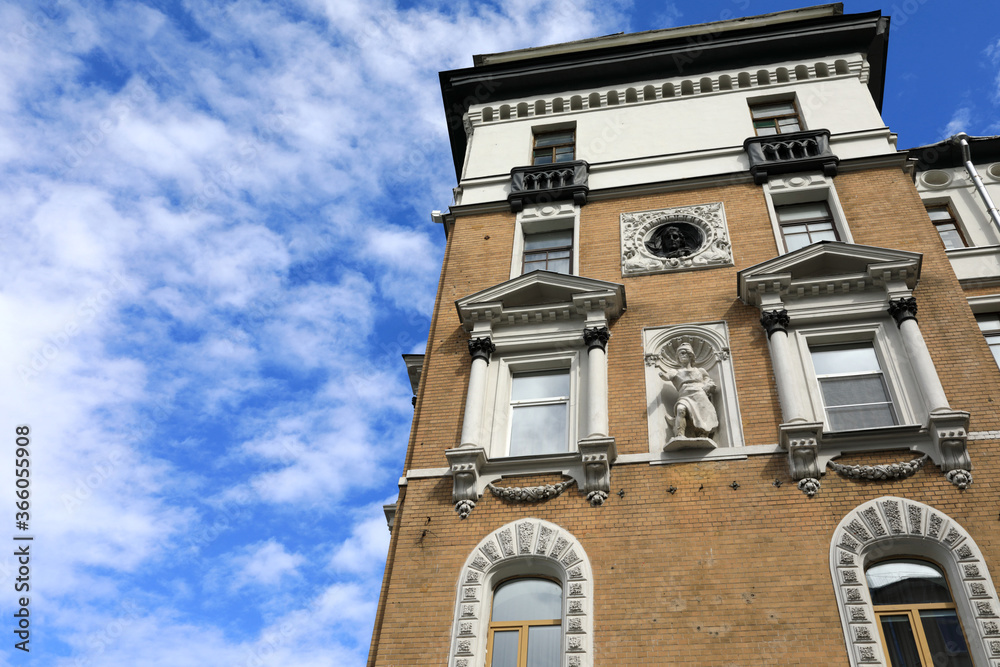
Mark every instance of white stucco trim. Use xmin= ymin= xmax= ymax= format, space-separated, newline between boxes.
xmin=830 ymin=497 xmax=1000 ymax=666
xmin=447 ymin=518 xmax=595 ymax=667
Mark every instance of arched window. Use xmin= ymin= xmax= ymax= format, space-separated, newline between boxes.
xmin=866 ymin=559 xmax=972 ymax=666
xmin=487 ymin=578 xmax=562 ymax=667
xmin=830 ymin=497 xmax=1000 ymax=667
xmin=448 ymin=518 xmax=594 ymax=667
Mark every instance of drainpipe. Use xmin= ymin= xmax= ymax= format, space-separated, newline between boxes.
xmin=949 ymin=133 xmax=1000 ymax=232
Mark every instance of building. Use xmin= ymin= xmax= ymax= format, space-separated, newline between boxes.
xmin=369 ymin=5 xmax=1000 ymax=666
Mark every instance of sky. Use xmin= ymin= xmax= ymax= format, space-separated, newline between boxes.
xmin=0 ymin=0 xmax=997 ymax=665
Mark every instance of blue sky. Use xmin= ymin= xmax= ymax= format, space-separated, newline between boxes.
xmin=0 ymin=0 xmax=997 ymax=665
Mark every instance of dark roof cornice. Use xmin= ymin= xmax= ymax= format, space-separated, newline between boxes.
xmin=439 ymin=9 xmax=889 ymax=181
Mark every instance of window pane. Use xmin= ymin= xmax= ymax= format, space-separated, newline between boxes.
xmin=532 ymin=151 xmax=553 ymax=165
xmin=524 ymin=230 xmax=572 ymax=251
xmin=819 ymin=376 xmax=891 ymax=407
xmin=811 ymin=344 xmax=880 ymax=375
xmin=879 ymin=615 xmax=924 ymax=667
xmin=989 ymin=339 xmax=1000 ymax=366
xmin=867 ymin=560 xmax=953 ymax=605
xmin=926 ymin=206 xmax=953 ymax=221
xmin=811 ymin=229 xmax=838 ymax=242
xmin=511 ymin=371 xmax=570 ymax=401
xmin=490 ymin=630 xmax=520 ymax=667
xmin=920 ymin=609 xmax=972 ymax=667
xmin=492 ymin=579 xmax=562 ymax=622
xmin=776 ymin=202 xmax=832 ymax=222
xmin=777 ymin=118 xmax=801 ymax=131
xmin=509 ymin=404 xmax=568 ymax=456
xmin=750 ymin=102 xmax=796 ymax=119
xmin=548 ymin=257 xmax=571 ymax=274
xmin=534 ymin=131 xmax=574 ymax=147
xmin=527 ymin=625 xmax=562 ymax=667
xmin=938 ymin=228 xmax=965 ymax=249
xmin=826 ymin=403 xmax=896 ymax=430
xmin=975 ymin=313 xmax=1000 ymax=332
xmin=783 ymin=232 xmax=812 ymax=252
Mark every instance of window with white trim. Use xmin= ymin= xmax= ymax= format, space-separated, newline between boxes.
xmin=810 ymin=342 xmax=897 ymax=431
xmin=926 ymin=204 xmax=967 ymax=250
xmin=749 ymin=99 xmax=802 ymax=136
xmin=510 ymin=203 xmax=579 ymax=279
xmin=866 ymin=559 xmax=972 ymax=666
xmin=487 ymin=578 xmax=563 ymax=667
xmin=762 ymin=174 xmax=853 ymax=255
xmin=975 ymin=312 xmax=1000 ymax=368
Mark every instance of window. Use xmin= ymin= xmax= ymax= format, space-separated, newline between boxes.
xmin=777 ymin=201 xmax=838 ymax=251
xmin=522 ymin=230 xmax=572 ymax=274
xmin=749 ymin=100 xmax=801 ymax=135
xmin=508 ymin=370 xmax=570 ymax=456
xmin=532 ymin=130 xmax=574 ymax=165
xmin=926 ymin=205 xmax=967 ymax=249
xmin=810 ymin=342 xmax=897 ymax=431
xmin=867 ymin=559 xmax=972 ymax=666
xmin=487 ymin=578 xmax=562 ymax=667
xmin=975 ymin=312 xmax=1000 ymax=366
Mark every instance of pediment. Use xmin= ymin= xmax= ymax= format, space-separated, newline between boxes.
xmin=738 ymin=242 xmax=922 ymax=306
xmin=456 ymin=270 xmax=626 ymax=330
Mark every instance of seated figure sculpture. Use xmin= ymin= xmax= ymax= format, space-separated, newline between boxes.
xmin=659 ymin=342 xmax=719 ymax=449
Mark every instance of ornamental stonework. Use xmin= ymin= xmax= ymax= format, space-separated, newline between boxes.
xmin=621 ymin=202 xmax=733 ymax=276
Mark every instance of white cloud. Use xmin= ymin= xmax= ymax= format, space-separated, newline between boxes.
xmin=227 ymin=540 xmax=305 ymax=589
xmin=942 ymin=107 xmax=972 ymax=139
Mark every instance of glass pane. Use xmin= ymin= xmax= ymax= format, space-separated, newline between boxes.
xmin=548 ymin=257 xmax=571 ymax=274
xmin=783 ymin=232 xmax=812 ymax=252
xmin=492 ymin=579 xmax=562 ymax=622
xmin=524 ymin=230 xmax=572 ymax=251
xmin=879 ymin=615 xmax=924 ymax=667
xmin=867 ymin=560 xmax=953 ymax=605
xmin=532 ymin=151 xmax=553 ymax=165
xmin=754 ymin=122 xmax=778 ymax=136
xmin=777 ymin=118 xmax=801 ymax=131
xmin=819 ymin=375 xmax=891 ymax=407
xmin=926 ymin=206 xmax=953 ymax=221
xmin=534 ymin=131 xmax=574 ymax=147
xmin=975 ymin=313 xmax=1000 ymax=332
xmin=490 ymin=630 xmax=519 ymax=667
xmin=938 ymin=228 xmax=964 ymax=249
xmin=990 ymin=339 xmax=1000 ymax=366
xmin=811 ymin=344 xmax=880 ymax=375
xmin=511 ymin=371 xmax=570 ymax=401
xmin=523 ymin=260 xmax=547 ymax=273
xmin=920 ymin=609 xmax=972 ymax=667
xmin=805 ymin=221 xmax=835 ymax=233
xmin=750 ymin=102 xmax=796 ymax=118
xmin=812 ymin=229 xmax=839 ymax=243
xmin=776 ymin=202 xmax=832 ymax=223
xmin=509 ymin=404 xmax=568 ymax=456
xmin=527 ymin=625 xmax=562 ymax=667
xmin=827 ymin=403 xmax=896 ymax=430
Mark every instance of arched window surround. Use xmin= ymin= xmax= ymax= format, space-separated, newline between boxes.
xmin=830 ymin=497 xmax=1000 ymax=666
xmin=448 ymin=518 xmax=594 ymax=667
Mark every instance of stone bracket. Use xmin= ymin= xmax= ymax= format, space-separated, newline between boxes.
xmin=445 ymin=447 xmax=488 ymax=518
xmin=578 ymin=436 xmax=617 ymax=507
xmin=928 ymin=410 xmax=972 ymax=488
xmin=781 ymin=422 xmax=824 ymax=495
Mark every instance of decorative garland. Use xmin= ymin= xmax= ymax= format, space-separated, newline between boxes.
xmin=827 ymin=455 xmax=929 ymax=481
xmin=487 ymin=480 xmax=576 ymax=503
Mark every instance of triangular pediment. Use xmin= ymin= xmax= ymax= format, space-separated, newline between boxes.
xmin=456 ymin=271 xmax=626 ymax=329
xmin=738 ymin=242 xmax=923 ymax=306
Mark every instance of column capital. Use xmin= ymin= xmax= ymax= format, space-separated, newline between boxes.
xmin=467 ymin=336 xmax=496 ymax=364
xmin=583 ymin=326 xmax=610 ymax=352
xmin=887 ymin=296 xmax=918 ymax=327
xmin=760 ymin=309 xmax=790 ymax=339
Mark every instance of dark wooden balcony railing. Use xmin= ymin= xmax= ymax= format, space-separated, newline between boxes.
xmin=508 ymin=160 xmax=589 ymax=212
xmin=743 ymin=129 xmax=839 ymax=185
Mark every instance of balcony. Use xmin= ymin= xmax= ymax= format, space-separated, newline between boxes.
xmin=508 ymin=160 xmax=589 ymax=213
xmin=743 ymin=130 xmax=839 ymax=185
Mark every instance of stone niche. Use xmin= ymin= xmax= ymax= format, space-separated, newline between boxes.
xmin=621 ymin=202 xmax=733 ymax=277
xmin=642 ymin=322 xmax=745 ymax=457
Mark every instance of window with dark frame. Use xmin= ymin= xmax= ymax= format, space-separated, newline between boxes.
xmin=975 ymin=312 xmax=1000 ymax=368
xmin=866 ymin=559 xmax=973 ymax=666
xmin=507 ymin=370 xmax=570 ymax=457
xmin=486 ymin=578 xmax=562 ymax=667
xmin=532 ymin=130 xmax=575 ymax=165
xmin=776 ymin=201 xmax=838 ymax=252
xmin=926 ymin=204 xmax=967 ymax=250
xmin=810 ymin=342 xmax=897 ymax=431
xmin=749 ymin=100 xmax=802 ymax=136
xmin=522 ymin=229 xmax=572 ymax=274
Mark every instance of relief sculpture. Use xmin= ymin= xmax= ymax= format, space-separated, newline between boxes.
xmin=653 ymin=340 xmax=720 ymax=451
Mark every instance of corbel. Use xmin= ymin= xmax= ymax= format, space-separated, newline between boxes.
xmin=928 ymin=410 xmax=973 ymax=489
xmin=780 ymin=422 xmax=824 ymax=496
xmin=445 ymin=447 xmax=488 ymax=518
xmin=577 ymin=436 xmax=616 ymax=506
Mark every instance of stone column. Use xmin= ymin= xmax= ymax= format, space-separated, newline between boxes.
xmin=460 ymin=336 xmax=496 ymax=448
xmin=760 ymin=309 xmax=809 ymax=423
xmin=583 ymin=326 xmax=610 ymax=438
xmin=888 ymin=297 xmax=950 ymax=413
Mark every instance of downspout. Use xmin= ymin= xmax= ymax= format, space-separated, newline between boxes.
xmin=949 ymin=133 xmax=1000 ymax=232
